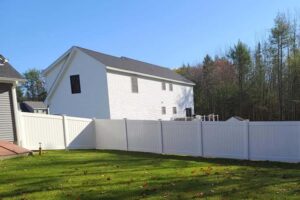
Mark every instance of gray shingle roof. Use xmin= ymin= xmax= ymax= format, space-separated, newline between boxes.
xmin=76 ymin=47 xmax=194 ymax=84
xmin=0 ymin=62 xmax=24 ymax=80
xmin=23 ymin=101 xmax=47 ymax=109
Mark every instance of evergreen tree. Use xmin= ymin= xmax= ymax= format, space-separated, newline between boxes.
xmin=228 ymin=41 xmax=252 ymax=116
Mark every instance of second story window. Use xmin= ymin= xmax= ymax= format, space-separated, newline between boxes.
xmin=70 ymin=75 xmax=81 ymax=94
xmin=169 ymin=83 xmax=173 ymax=91
xmin=173 ymin=107 xmax=177 ymax=114
xmin=162 ymin=107 xmax=166 ymax=115
xmin=162 ymin=82 xmax=166 ymax=90
xmin=186 ymin=107 xmax=192 ymax=117
xmin=131 ymin=76 xmax=138 ymax=93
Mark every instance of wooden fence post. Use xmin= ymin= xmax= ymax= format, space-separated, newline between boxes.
xmin=62 ymin=115 xmax=69 ymax=150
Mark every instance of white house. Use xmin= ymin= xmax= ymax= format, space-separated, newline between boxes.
xmin=43 ymin=46 xmax=195 ymax=120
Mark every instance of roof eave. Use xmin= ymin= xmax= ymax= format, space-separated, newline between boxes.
xmin=0 ymin=77 xmax=26 ymax=83
xmin=106 ymin=66 xmax=195 ymax=86
xmin=42 ymin=46 xmax=75 ymax=76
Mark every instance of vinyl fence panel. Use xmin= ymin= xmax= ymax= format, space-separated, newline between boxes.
xmin=20 ymin=113 xmax=65 ymax=150
xmin=249 ymin=122 xmax=300 ymax=162
xmin=202 ymin=121 xmax=249 ymax=159
xmin=127 ymin=120 xmax=162 ymax=153
xmin=66 ymin=116 xmax=95 ymax=149
xmin=95 ymin=119 xmax=127 ymax=150
xmin=162 ymin=121 xmax=201 ymax=156
xmin=20 ymin=112 xmax=300 ymax=163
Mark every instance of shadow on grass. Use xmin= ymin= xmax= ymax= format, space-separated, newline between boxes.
xmin=0 ymin=149 xmax=299 ymax=200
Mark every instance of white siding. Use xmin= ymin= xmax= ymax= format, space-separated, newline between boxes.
xmin=45 ymin=57 xmax=67 ymax=92
xmin=107 ymin=71 xmax=194 ymax=120
xmin=46 ymin=50 xmax=110 ymax=119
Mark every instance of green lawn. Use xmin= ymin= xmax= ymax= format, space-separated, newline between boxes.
xmin=0 ymin=150 xmax=299 ymax=200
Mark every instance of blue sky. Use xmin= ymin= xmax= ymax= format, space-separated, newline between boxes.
xmin=1 ymin=0 xmax=299 ymax=73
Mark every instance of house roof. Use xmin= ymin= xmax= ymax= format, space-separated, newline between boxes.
xmin=226 ymin=116 xmax=248 ymax=121
xmin=76 ymin=46 xmax=194 ymax=84
xmin=22 ymin=101 xmax=48 ymax=110
xmin=0 ymin=59 xmax=24 ymax=81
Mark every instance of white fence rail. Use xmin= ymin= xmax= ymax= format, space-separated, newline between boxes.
xmin=19 ymin=112 xmax=300 ymax=163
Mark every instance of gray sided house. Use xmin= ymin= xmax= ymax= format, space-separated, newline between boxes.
xmin=0 ymin=55 xmax=24 ymax=143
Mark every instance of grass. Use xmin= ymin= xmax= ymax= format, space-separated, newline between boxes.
xmin=0 ymin=150 xmax=299 ymax=200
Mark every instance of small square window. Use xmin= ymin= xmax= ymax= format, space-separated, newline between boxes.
xmin=162 ymin=107 xmax=166 ymax=115
xmin=162 ymin=82 xmax=166 ymax=90
xmin=169 ymin=83 xmax=173 ymax=91
xmin=172 ymin=107 xmax=177 ymax=114
xmin=70 ymin=75 xmax=81 ymax=94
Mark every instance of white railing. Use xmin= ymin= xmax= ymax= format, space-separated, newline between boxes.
xmin=19 ymin=112 xmax=300 ymax=163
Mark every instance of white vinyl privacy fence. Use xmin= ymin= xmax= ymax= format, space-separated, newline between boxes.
xmin=19 ymin=112 xmax=300 ymax=163
xmin=19 ymin=112 xmax=94 ymax=150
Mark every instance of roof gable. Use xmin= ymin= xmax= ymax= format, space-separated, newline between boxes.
xmin=76 ymin=46 xmax=194 ymax=84
xmin=0 ymin=55 xmax=24 ymax=80
xmin=23 ymin=101 xmax=47 ymax=109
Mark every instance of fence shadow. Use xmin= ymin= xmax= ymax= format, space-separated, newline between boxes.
xmin=1 ymin=150 xmax=299 ymax=200
xmin=67 ymin=120 xmax=95 ymax=149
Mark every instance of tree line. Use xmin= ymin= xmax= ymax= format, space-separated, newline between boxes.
xmin=17 ymin=69 xmax=46 ymax=102
xmin=176 ymin=12 xmax=300 ymax=121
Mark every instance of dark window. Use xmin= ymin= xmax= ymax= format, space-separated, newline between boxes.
xmin=185 ymin=108 xmax=192 ymax=117
xmin=162 ymin=82 xmax=166 ymax=90
xmin=131 ymin=76 xmax=138 ymax=93
xmin=162 ymin=107 xmax=166 ymax=115
xmin=169 ymin=83 xmax=173 ymax=91
xmin=70 ymin=75 xmax=81 ymax=94
xmin=173 ymin=107 xmax=177 ymax=114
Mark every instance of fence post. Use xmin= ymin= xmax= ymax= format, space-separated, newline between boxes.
xmin=159 ymin=119 xmax=164 ymax=154
xmin=124 ymin=118 xmax=129 ymax=151
xmin=245 ymin=121 xmax=250 ymax=160
xmin=92 ymin=118 xmax=97 ymax=149
xmin=62 ymin=115 xmax=69 ymax=150
xmin=200 ymin=121 xmax=204 ymax=157
xmin=18 ymin=112 xmax=27 ymax=148
xmin=299 ymin=123 xmax=300 ymax=163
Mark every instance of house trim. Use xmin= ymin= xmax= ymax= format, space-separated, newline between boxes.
xmin=42 ymin=47 xmax=74 ymax=76
xmin=106 ymin=66 xmax=195 ymax=86
xmin=45 ymin=49 xmax=77 ymax=104
xmin=0 ymin=77 xmax=25 ymax=82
